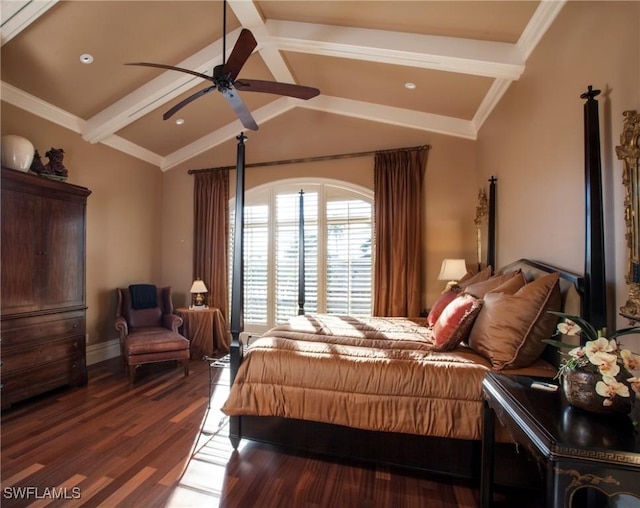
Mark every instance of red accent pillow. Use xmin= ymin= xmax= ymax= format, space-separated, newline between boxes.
xmin=432 ymin=294 xmax=483 ymax=351
xmin=427 ymin=289 xmax=460 ymax=327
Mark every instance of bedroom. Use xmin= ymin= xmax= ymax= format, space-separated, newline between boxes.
xmin=1 ymin=0 xmax=639 ymax=505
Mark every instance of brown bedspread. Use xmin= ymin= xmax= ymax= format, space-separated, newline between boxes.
xmin=222 ymin=314 xmax=555 ymax=440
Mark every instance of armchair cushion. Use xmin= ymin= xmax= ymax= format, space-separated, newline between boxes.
xmin=125 ymin=331 xmax=189 ymax=355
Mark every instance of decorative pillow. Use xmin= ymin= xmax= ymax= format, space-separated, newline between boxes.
xmin=427 ymin=288 xmax=460 ymax=327
xmin=463 ymin=270 xmax=522 ymax=299
xmin=458 ymin=266 xmax=492 ymax=289
xmin=432 ymin=294 xmax=483 ymax=351
xmin=467 ymin=272 xmax=561 ymax=369
xmin=486 ymin=271 xmax=527 ymax=295
xmin=460 ymin=272 xmax=528 ymax=344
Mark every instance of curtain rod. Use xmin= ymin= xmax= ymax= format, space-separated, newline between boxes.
xmin=187 ymin=144 xmax=430 ymax=175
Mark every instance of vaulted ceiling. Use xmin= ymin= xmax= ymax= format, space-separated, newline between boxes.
xmin=1 ymin=0 xmax=565 ymax=171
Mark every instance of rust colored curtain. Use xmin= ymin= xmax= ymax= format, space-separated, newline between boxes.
xmin=193 ymin=170 xmax=229 ymax=322
xmin=373 ymin=149 xmax=427 ymax=317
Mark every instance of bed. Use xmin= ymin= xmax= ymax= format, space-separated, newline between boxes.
xmin=222 ymin=258 xmax=584 ymax=484
xmin=221 ymin=103 xmax=603 ymax=485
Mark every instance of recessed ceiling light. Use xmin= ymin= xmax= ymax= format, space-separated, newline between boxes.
xmin=80 ymin=53 xmax=94 ymax=64
xmin=404 ymin=82 xmax=416 ymax=90
xmin=175 ymin=118 xmax=185 ymax=125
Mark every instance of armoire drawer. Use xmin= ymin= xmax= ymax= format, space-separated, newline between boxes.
xmin=1 ymin=355 xmax=87 ymax=408
xmin=1 ymin=335 xmax=85 ymax=374
xmin=1 ymin=311 xmax=85 ymax=347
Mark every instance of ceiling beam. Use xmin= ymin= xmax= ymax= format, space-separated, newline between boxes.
xmin=471 ymin=0 xmax=566 ymax=131
xmin=161 ymin=97 xmax=297 ymax=171
xmin=264 ymin=20 xmax=525 ymax=81
xmin=300 ymin=96 xmax=477 ymax=140
xmin=1 ymin=0 xmax=58 ymax=46
xmin=228 ymin=0 xmax=296 ymax=84
xmin=0 ymin=81 xmax=162 ymax=167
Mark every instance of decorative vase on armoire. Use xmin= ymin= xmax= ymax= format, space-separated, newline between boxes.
xmin=1 ymin=135 xmax=34 ymax=172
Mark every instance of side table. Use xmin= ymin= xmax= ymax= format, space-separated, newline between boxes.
xmin=481 ymin=372 xmax=640 ymax=508
xmin=175 ymin=307 xmax=229 ymax=358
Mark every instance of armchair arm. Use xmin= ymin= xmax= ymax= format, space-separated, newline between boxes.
xmin=114 ymin=316 xmax=128 ymax=341
xmin=163 ymin=313 xmax=183 ymax=332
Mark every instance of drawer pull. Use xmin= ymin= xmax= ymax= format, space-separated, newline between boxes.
xmin=73 ymin=342 xmax=78 ymax=348
xmin=72 ymin=323 xmax=79 ymax=329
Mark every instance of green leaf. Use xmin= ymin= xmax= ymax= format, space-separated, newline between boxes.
xmin=542 ymin=338 xmax=579 ymax=350
xmin=609 ymin=326 xmax=640 ymax=340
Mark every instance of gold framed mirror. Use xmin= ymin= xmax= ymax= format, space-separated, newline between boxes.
xmin=616 ymin=110 xmax=640 ymax=322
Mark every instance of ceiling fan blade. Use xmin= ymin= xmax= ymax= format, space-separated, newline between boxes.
xmin=220 ymin=87 xmax=258 ymax=131
xmin=234 ymin=79 xmax=320 ymax=100
xmin=126 ymin=62 xmax=214 ymax=82
xmin=217 ymin=29 xmax=257 ymax=82
xmin=163 ymin=86 xmax=217 ymax=120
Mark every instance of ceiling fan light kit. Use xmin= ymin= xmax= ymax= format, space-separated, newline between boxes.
xmin=126 ymin=2 xmax=319 ymax=131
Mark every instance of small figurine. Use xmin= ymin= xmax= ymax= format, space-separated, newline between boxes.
xmin=29 ymin=149 xmax=46 ymax=174
xmin=44 ymin=148 xmax=68 ymax=179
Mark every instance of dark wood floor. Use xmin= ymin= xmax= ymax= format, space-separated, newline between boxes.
xmin=1 ymin=356 xmax=541 ymax=507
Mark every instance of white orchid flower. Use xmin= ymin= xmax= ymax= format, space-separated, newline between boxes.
xmin=587 ymin=350 xmax=617 ymax=366
xmin=597 ymin=359 xmax=620 ymax=377
xmin=627 ymin=377 xmax=640 ymax=395
xmin=557 ymin=319 xmax=582 ymax=336
xmin=584 ymin=337 xmax=616 ymax=357
xmin=567 ymin=347 xmax=585 ymax=358
xmin=596 ymin=376 xmax=630 ymax=400
xmin=621 ymin=349 xmax=640 ymax=372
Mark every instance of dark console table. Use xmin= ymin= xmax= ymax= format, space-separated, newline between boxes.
xmin=481 ymin=373 xmax=640 ymax=507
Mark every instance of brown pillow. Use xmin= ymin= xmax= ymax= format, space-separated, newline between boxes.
xmin=467 ymin=272 xmax=561 ymax=369
xmin=432 ymin=294 xmax=483 ymax=351
xmin=457 ymin=266 xmax=492 ymax=289
xmin=486 ymin=271 xmax=527 ymax=295
xmin=463 ymin=270 xmax=522 ymax=299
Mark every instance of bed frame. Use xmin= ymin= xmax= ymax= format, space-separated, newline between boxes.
xmin=226 ymin=87 xmax=603 ymax=486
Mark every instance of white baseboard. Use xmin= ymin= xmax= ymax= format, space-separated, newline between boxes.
xmin=86 ymin=338 xmax=120 ymax=365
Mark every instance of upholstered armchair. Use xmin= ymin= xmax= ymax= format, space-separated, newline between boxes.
xmin=114 ymin=285 xmax=190 ymax=385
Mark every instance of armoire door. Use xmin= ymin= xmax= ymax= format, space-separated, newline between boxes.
xmin=40 ymin=196 xmax=87 ymax=311
xmin=0 ymin=188 xmax=42 ymax=314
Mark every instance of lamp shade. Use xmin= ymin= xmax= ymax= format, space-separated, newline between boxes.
xmin=190 ymin=279 xmax=208 ymax=293
xmin=438 ymin=259 xmax=467 ymax=281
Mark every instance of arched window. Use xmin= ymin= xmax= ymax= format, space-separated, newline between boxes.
xmin=230 ymin=178 xmax=373 ymax=333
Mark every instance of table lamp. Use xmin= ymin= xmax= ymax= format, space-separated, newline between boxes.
xmin=438 ymin=259 xmax=467 ymax=290
xmin=190 ymin=279 xmax=208 ymax=309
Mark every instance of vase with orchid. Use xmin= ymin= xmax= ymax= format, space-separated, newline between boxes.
xmin=545 ymin=312 xmax=640 ymax=415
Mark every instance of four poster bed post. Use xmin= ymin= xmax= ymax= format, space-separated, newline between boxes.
xmin=582 ymin=85 xmax=607 ymax=330
xmin=229 ymin=133 xmax=247 ymax=446
xmin=298 ymin=190 xmax=305 ymax=316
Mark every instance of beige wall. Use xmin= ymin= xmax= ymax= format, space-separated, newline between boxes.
xmin=477 ymin=1 xmax=640 ymax=347
xmin=1 ymin=103 xmax=163 ymax=350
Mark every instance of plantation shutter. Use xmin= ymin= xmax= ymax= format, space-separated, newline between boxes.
xmin=326 ymin=198 xmax=372 ymax=316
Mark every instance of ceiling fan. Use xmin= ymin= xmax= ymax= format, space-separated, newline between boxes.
xmin=125 ymin=2 xmax=320 ymax=131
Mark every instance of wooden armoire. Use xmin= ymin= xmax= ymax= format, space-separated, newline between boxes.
xmin=1 ymin=167 xmax=91 ymax=409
